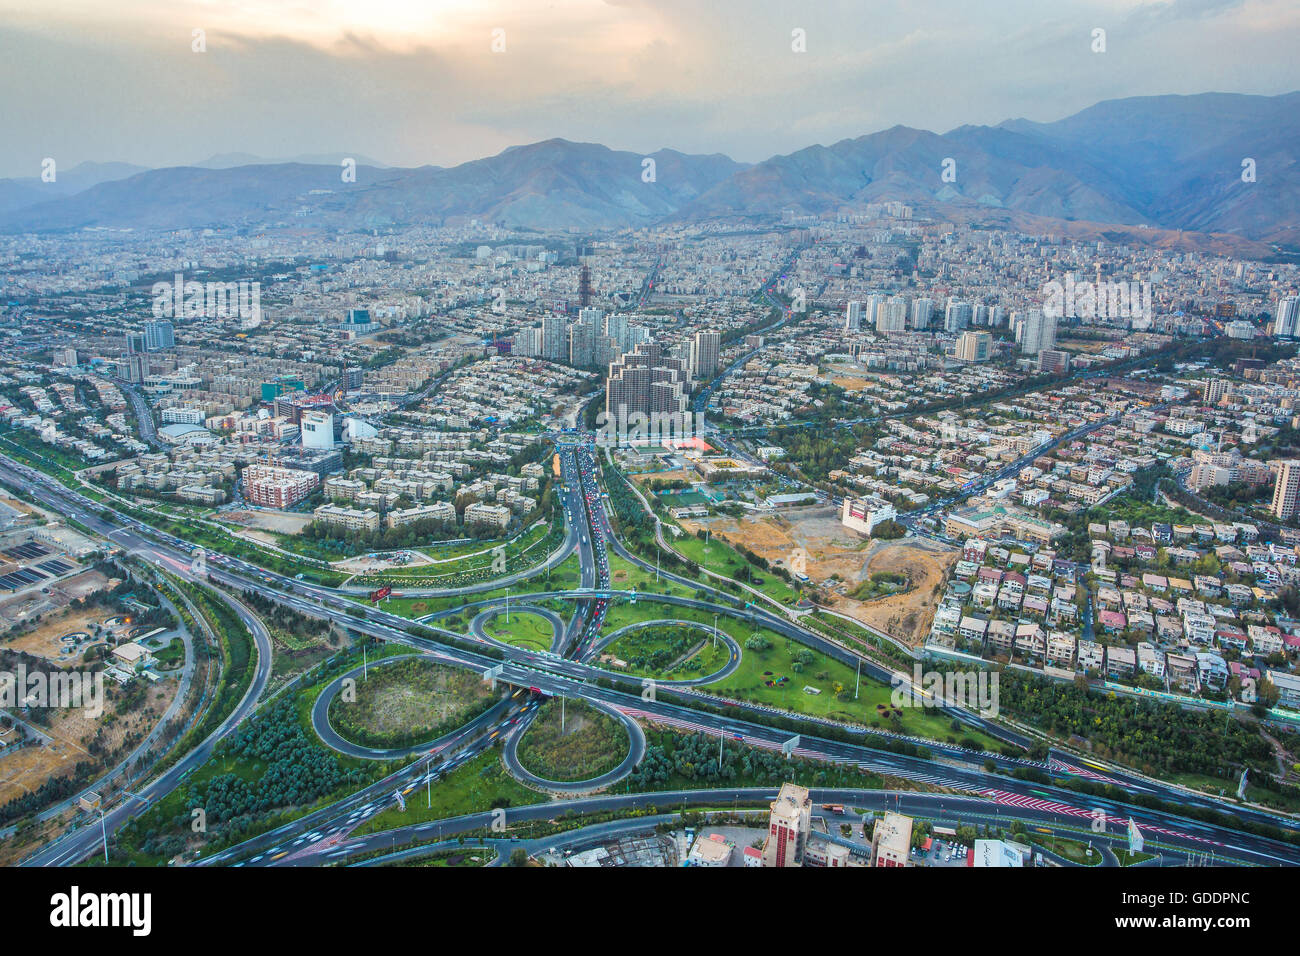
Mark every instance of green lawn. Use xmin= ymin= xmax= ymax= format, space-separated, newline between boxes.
xmin=1120 ymin=849 xmax=1156 ymax=866
xmin=606 ymin=552 xmax=696 ymax=599
xmin=599 ymin=597 xmax=778 ymax=642
xmin=352 ymin=522 xmax=559 ymax=580
xmin=710 ymin=631 xmax=1002 ymax=750
xmin=1167 ymin=771 xmax=1300 ymax=813
xmin=151 ymin=637 xmax=185 ymax=668
xmin=1026 ymin=832 xmax=1103 ymax=866
xmin=602 ymin=624 xmax=732 ymax=681
xmin=667 ymin=530 xmax=801 ymax=606
xmin=482 ymin=608 xmax=557 ymax=652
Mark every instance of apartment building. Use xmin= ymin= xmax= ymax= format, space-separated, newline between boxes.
xmin=761 ymin=782 xmax=811 ymax=867
xmin=241 ymin=464 xmax=320 ymax=509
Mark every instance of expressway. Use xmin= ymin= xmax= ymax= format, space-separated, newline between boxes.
xmin=22 ymin=584 xmax=274 ymax=867
xmin=280 ymin=784 xmax=1299 ymax=869
xmin=3 ymin=449 xmax=1297 ymax=867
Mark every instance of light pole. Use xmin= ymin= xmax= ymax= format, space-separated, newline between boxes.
xmin=100 ymin=805 xmax=108 ymax=864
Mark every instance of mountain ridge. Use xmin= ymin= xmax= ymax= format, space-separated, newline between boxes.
xmin=2 ymin=92 xmax=1295 ymax=246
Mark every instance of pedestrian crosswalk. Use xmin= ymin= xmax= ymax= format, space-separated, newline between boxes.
xmin=976 ymin=789 xmax=1227 ymax=848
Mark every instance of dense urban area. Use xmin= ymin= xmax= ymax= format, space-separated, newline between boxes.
xmin=0 ymin=206 xmax=1298 ymax=873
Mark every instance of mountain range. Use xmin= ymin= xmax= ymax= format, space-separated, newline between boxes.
xmin=1 ymin=92 xmax=1296 ymax=247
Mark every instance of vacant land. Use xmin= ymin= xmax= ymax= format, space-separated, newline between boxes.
xmin=829 ymin=539 xmax=957 ymax=647
xmin=684 ymin=505 xmax=866 ymax=583
xmin=219 ymin=509 xmax=314 ymax=536
xmin=0 ymin=602 xmax=116 ymax=664
xmin=709 ymin=634 xmax=998 ymax=748
xmin=685 ymin=506 xmax=956 ymax=644
xmin=0 ymin=679 xmax=176 ymax=818
xmin=0 ymin=569 xmax=115 ymax=633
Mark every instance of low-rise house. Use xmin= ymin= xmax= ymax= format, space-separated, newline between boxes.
xmin=1106 ymin=645 xmax=1136 ymax=678
xmin=1046 ymin=632 xmax=1076 ymax=668
xmin=1136 ymin=642 xmax=1165 ymax=679
xmin=1166 ymin=652 xmax=1199 ymax=692
xmin=1077 ymin=640 xmax=1105 ymax=673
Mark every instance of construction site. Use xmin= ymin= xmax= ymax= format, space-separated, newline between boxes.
xmin=681 ymin=504 xmax=957 ymax=646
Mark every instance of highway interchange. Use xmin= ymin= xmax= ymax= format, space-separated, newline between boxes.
xmin=2 ymin=444 xmax=1299 ymax=868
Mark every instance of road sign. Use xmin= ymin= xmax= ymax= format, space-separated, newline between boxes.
xmin=1127 ymin=818 xmax=1144 ymax=854
xmin=483 ymin=664 xmax=504 ymax=690
xmin=781 ymin=735 xmax=801 ymax=758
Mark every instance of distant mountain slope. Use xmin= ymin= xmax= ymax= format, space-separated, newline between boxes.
xmin=0 ymin=92 xmax=1295 ymax=243
xmin=0 ymin=161 xmax=150 ymax=214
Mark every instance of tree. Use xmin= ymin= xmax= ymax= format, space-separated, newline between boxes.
xmin=509 ymin=848 xmax=529 ymax=867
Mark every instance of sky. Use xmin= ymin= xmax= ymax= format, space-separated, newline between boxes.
xmin=0 ymin=0 xmax=1297 ymax=178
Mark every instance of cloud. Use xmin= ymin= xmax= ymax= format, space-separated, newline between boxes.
xmin=0 ymin=0 xmax=1296 ymax=177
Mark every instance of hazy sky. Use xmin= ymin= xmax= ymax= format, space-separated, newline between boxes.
xmin=1 ymin=0 xmax=1297 ymax=177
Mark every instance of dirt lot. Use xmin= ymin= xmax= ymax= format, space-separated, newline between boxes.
xmin=685 ymin=505 xmax=869 ymax=579
xmin=0 ymin=570 xmax=115 ymax=636
xmin=2 ymin=604 xmax=119 ymax=664
xmin=826 ymin=364 xmax=895 ymax=394
xmin=0 ymin=680 xmax=176 ymax=815
xmin=631 ymin=468 xmax=696 ymax=486
xmin=688 ymin=505 xmax=957 ymax=646
xmin=334 ymin=550 xmax=439 ymax=574
xmin=220 ymin=509 xmax=314 ymax=535
xmin=829 ymin=539 xmax=957 ymax=646
xmin=0 ymin=495 xmax=42 ymax=519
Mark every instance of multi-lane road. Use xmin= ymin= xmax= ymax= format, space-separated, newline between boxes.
xmin=3 ymin=448 xmax=1298 ymax=868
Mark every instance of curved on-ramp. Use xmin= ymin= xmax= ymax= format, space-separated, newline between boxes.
xmin=585 ymin=618 xmax=740 ymax=686
xmin=312 ymin=654 xmax=513 ymax=761
xmin=503 ymin=700 xmax=645 ymax=795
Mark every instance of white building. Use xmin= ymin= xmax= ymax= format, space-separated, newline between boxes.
xmin=841 ymin=495 xmax=897 ymax=535
xmin=301 ymin=410 xmax=335 ymax=450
